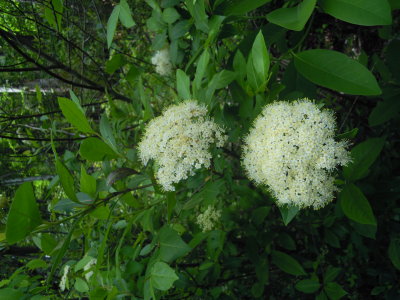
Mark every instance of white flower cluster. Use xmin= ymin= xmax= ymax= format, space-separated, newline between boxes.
xmin=197 ymin=206 xmax=221 ymax=231
xmin=84 ymin=258 xmax=97 ymax=281
xmin=242 ymin=99 xmax=350 ymax=209
xmin=59 ymin=265 xmax=70 ymax=291
xmin=138 ymin=100 xmax=226 ymax=191
xmin=151 ymin=48 xmax=173 ymax=76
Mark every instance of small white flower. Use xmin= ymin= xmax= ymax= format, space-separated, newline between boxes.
xmin=138 ymin=100 xmax=226 ymax=191
xmin=197 ymin=206 xmax=221 ymax=231
xmin=242 ymin=99 xmax=351 ymax=209
xmin=83 ymin=258 xmax=97 ymax=281
xmin=59 ymin=265 xmax=70 ymax=292
xmin=151 ymin=48 xmax=173 ymax=76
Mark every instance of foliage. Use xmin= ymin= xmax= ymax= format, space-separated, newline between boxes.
xmin=0 ymin=0 xmax=399 ymax=299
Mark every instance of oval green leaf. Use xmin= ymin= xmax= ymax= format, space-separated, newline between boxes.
xmin=56 ymin=159 xmax=79 ymax=203
xmin=320 ymin=0 xmax=392 ymax=26
xmin=150 ymin=262 xmax=179 ymax=291
xmin=80 ymin=137 xmax=119 ymax=161
xmin=267 ymin=0 xmax=317 ymax=31
xmin=295 ymin=279 xmax=320 ymax=293
xmin=271 ymin=250 xmax=306 ymax=276
xmin=339 ymin=183 xmax=376 ymax=225
xmin=6 ymin=182 xmax=42 ymax=245
xmin=343 ymin=138 xmax=385 ymax=181
xmin=58 ymin=97 xmax=94 ymax=134
xmin=294 ymin=49 xmax=381 ymax=95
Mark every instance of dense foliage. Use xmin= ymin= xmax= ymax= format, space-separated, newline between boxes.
xmin=1 ymin=0 xmax=399 ymax=299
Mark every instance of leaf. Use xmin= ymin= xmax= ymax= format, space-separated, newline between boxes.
xmin=209 ymin=70 xmax=237 ymax=90
xmin=339 ymin=183 xmax=376 ymax=225
xmin=271 ymin=250 xmax=306 ymax=276
xmin=162 ymin=7 xmax=180 ymax=24
xmin=336 ymin=128 xmax=358 ymax=140
xmin=324 ymin=266 xmax=341 ymax=283
xmin=221 ymin=0 xmax=272 ymax=16
xmin=5 ymin=182 xmax=41 ymax=245
xmin=107 ymin=5 xmax=121 ymax=48
xmin=369 ymin=93 xmax=400 ymax=126
xmin=105 ymin=54 xmax=126 ymax=74
xmin=295 ymin=278 xmax=320 ymax=293
xmin=0 ymin=288 xmax=23 ymax=300
xmin=267 ymin=0 xmax=317 ymax=31
xmin=343 ymin=138 xmax=385 ymax=181
xmin=80 ymin=137 xmax=119 ymax=161
xmin=388 ymin=238 xmax=400 ymax=271
xmin=279 ymin=205 xmax=299 ymax=225
xmin=158 ymin=226 xmax=191 ymax=263
xmin=74 ymin=278 xmax=89 ymax=293
xmin=56 ymin=159 xmax=79 ymax=203
xmin=44 ymin=0 xmax=63 ymax=30
xmin=150 ymin=262 xmax=179 ymax=291
xmin=193 ymin=49 xmax=210 ymax=89
xmin=320 ymin=0 xmax=392 ymax=26
xmin=251 ymin=31 xmax=270 ymax=85
xmin=176 ymin=69 xmax=191 ymax=100
xmin=100 ymin=114 xmax=118 ymax=151
xmin=294 ymin=49 xmax=381 ymax=95
xmin=119 ymin=0 xmax=135 ymax=28
xmin=80 ymin=165 xmax=96 ymax=197
xmin=106 ymin=168 xmax=137 ymax=186
xmin=58 ymin=97 xmax=93 ymax=133
xmin=324 ymin=282 xmax=347 ymax=300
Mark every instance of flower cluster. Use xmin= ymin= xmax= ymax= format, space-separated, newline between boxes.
xmin=151 ymin=48 xmax=173 ymax=76
xmin=59 ymin=265 xmax=70 ymax=291
xmin=242 ymin=99 xmax=350 ymax=209
xmin=197 ymin=206 xmax=221 ymax=231
xmin=138 ymin=100 xmax=226 ymax=191
xmin=83 ymin=258 xmax=97 ymax=281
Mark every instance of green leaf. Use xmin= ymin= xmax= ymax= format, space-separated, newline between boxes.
xmin=100 ymin=114 xmax=118 ymax=151
xmin=5 ymin=183 xmax=41 ymax=245
xmin=295 ymin=278 xmax=320 ymax=293
xmin=339 ymin=183 xmax=376 ymax=225
xmin=294 ymin=49 xmax=381 ymax=95
xmin=74 ymin=278 xmax=89 ymax=293
xmin=267 ymin=0 xmax=317 ymax=31
xmin=26 ymin=259 xmax=48 ymax=270
xmin=324 ymin=282 xmax=347 ymax=300
xmin=58 ymin=97 xmax=93 ymax=133
xmin=44 ymin=0 xmax=63 ymax=30
xmin=80 ymin=165 xmax=96 ymax=197
xmin=80 ymin=137 xmax=119 ymax=161
xmin=150 ymin=262 xmax=179 ymax=291
xmin=336 ymin=128 xmax=358 ymax=140
xmin=279 ymin=205 xmax=299 ymax=225
xmin=251 ymin=31 xmax=270 ymax=85
xmin=0 ymin=288 xmax=23 ymax=300
xmin=324 ymin=266 xmax=341 ymax=283
xmin=176 ymin=69 xmax=191 ymax=100
xmin=107 ymin=5 xmax=121 ymax=48
xmin=209 ymin=70 xmax=236 ymax=90
xmin=222 ymin=0 xmax=272 ymax=16
xmin=119 ymin=0 xmax=135 ymax=28
xmin=56 ymin=159 xmax=79 ymax=203
xmin=271 ymin=250 xmax=306 ymax=276
xmin=388 ymin=238 xmax=400 ymax=271
xmin=162 ymin=7 xmax=180 ymax=24
xmin=105 ymin=54 xmax=126 ymax=74
xmin=343 ymin=138 xmax=385 ymax=181
xmin=320 ymin=0 xmax=392 ymax=26
xmin=369 ymin=93 xmax=400 ymax=126
xmin=158 ymin=226 xmax=191 ymax=263
xmin=194 ymin=49 xmax=210 ymax=90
